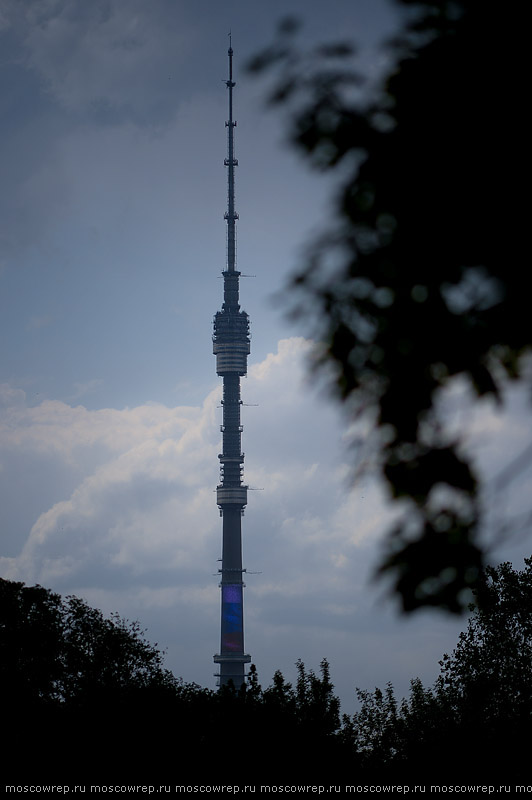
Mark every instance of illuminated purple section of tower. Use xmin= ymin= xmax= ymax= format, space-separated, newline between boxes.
xmin=221 ymin=584 xmax=244 ymax=653
xmin=212 ymin=40 xmax=251 ymax=688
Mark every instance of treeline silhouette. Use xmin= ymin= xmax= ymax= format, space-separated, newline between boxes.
xmin=2 ymin=560 xmax=532 ymax=781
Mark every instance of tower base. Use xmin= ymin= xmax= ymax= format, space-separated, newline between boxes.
xmin=214 ymin=652 xmax=251 ymax=688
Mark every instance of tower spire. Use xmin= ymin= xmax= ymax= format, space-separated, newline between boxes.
xmin=213 ymin=42 xmax=251 ymax=688
xmin=225 ymin=34 xmax=238 ymax=276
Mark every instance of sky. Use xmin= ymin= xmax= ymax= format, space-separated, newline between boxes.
xmin=1 ymin=0 xmax=532 ymax=714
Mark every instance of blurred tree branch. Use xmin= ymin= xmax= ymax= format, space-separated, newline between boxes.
xmin=248 ymin=1 xmax=526 ymax=612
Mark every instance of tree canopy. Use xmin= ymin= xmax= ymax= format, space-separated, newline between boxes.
xmin=439 ymin=558 xmax=532 ymax=733
xmin=0 ymin=578 xmax=180 ymax=778
xmin=343 ymin=559 xmax=532 ymax=778
xmin=248 ymin=1 xmax=526 ymax=612
xmin=3 ymin=561 xmax=532 ymax=779
xmin=0 ymin=577 xmax=176 ymax=708
xmin=0 ymin=578 xmax=345 ymax=780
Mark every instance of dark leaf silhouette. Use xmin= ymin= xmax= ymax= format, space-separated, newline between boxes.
xmin=248 ymin=1 xmax=526 ymax=611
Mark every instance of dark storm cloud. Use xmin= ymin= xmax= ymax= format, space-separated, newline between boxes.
xmin=1 ymin=0 xmax=197 ymax=124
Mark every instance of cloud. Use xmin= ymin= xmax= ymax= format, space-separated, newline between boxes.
xmin=432 ymin=374 xmax=532 ymax=557
xmin=0 ymin=382 xmax=219 ymax=584
xmin=8 ymin=0 xmax=195 ymax=123
xmin=1 ymin=338 xmax=378 ymax=595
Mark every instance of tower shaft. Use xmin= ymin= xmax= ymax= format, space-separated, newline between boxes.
xmin=213 ymin=42 xmax=251 ymax=687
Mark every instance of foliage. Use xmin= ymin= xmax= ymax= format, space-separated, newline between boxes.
xmin=0 ymin=578 xmax=64 ymax=703
xmin=60 ymin=594 xmax=175 ymax=702
xmin=214 ymin=657 xmax=344 ymax=776
xmin=350 ymin=683 xmax=400 ymax=770
xmin=0 ymin=577 xmax=176 ymax=709
xmin=341 ymin=559 xmax=532 ymax=777
xmin=248 ymin=2 xmax=527 ymax=611
xmin=439 ymin=558 xmax=532 ymax=736
xmin=0 ymin=578 xmax=183 ymax=778
xmin=0 ymin=577 xmax=347 ymax=778
xmin=295 ymin=657 xmax=341 ymax=735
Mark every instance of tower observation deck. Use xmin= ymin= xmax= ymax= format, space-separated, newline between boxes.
xmin=213 ymin=41 xmax=251 ymax=687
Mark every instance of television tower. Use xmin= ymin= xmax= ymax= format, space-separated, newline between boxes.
xmin=212 ymin=40 xmax=252 ymax=688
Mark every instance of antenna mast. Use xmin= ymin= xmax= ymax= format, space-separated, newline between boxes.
xmin=225 ymin=35 xmax=238 ymax=274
